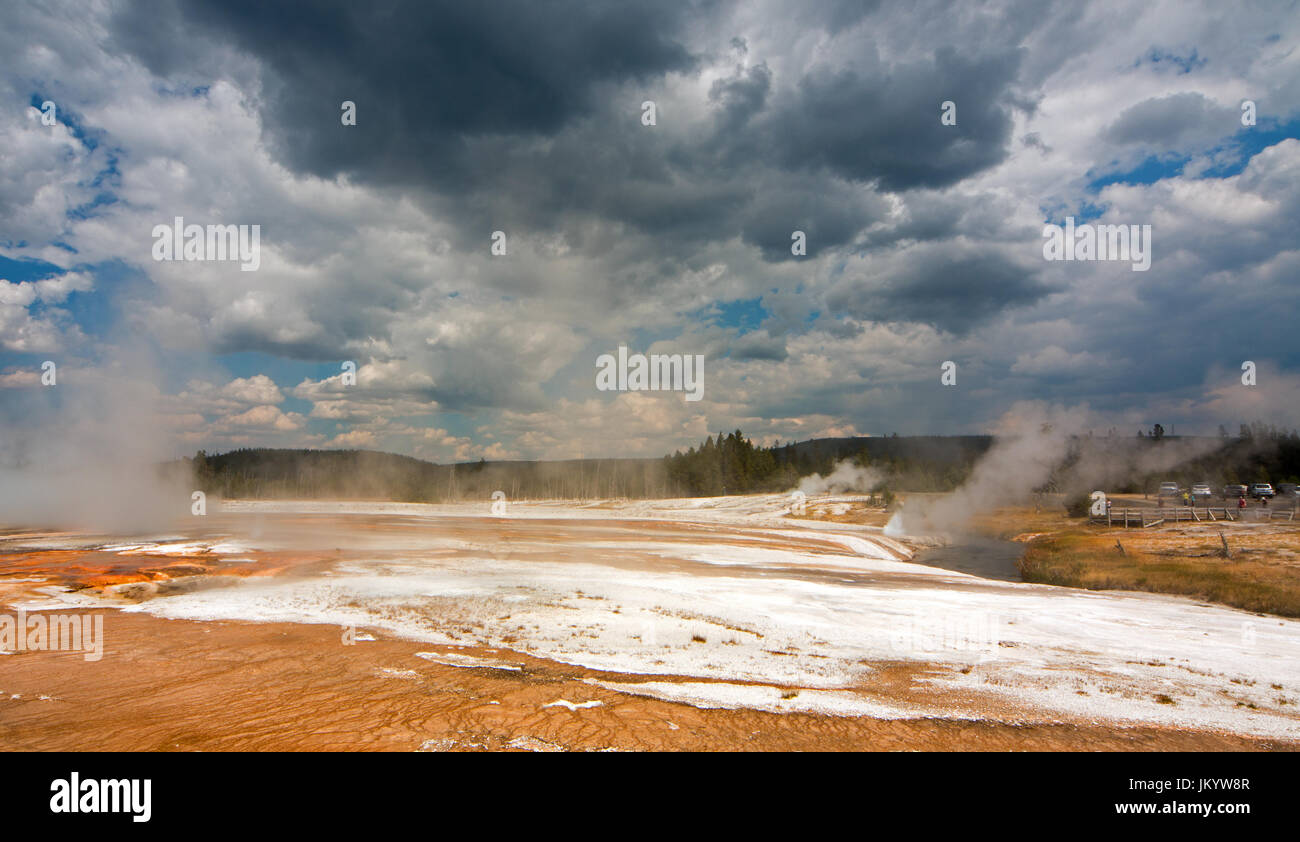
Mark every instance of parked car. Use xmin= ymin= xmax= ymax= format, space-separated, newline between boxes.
xmin=1190 ymin=482 xmax=1213 ymax=501
xmin=1157 ymin=481 xmax=1181 ymax=499
xmin=1223 ymin=484 xmax=1248 ymax=499
xmin=1276 ymin=483 xmax=1299 ymax=499
xmin=1249 ymin=483 xmax=1275 ymax=499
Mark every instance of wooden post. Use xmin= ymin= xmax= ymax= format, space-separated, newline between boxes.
xmin=1220 ymin=532 xmax=1232 ymax=559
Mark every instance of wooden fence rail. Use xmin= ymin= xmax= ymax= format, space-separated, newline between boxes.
xmin=1093 ymin=506 xmax=1296 ymax=527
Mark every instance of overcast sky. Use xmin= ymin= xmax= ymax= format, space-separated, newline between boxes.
xmin=2 ymin=0 xmax=1298 ymax=462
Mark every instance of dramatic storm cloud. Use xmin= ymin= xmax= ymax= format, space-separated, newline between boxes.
xmin=1 ymin=0 xmax=1297 ymax=461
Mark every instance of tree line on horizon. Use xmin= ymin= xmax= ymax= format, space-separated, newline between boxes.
xmin=180 ymin=432 xmax=992 ymax=501
xmin=661 ymin=430 xmax=986 ymax=496
xmin=179 ymin=424 xmax=1300 ymax=502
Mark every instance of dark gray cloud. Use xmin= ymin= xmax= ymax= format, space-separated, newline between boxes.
xmin=826 ymin=248 xmax=1053 ymax=335
xmin=709 ymin=61 xmax=772 ymax=131
xmin=727 ymin=330 xmax=788 ymax=362
xmin=764 ymin=47 xmax=1024 ymax=191
xmin=113 ymin=0 xmax=700 ymax=184
xmin=1104 ymin=91 xmax=1236 ymax=147
xmin=738 ymin=175 xmax=888 ymax=260
xmin=106 ymin=0 xmax=1027 ymax=266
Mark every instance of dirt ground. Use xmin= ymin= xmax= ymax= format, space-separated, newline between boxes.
xmin=3 ymin=502 xmax=1298 ymax=751
xmin=0 ymin=610 xmax=1285 ymax=752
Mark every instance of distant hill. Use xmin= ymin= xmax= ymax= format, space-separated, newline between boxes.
xmin=188 ymin=447 xmax=669 ymax=501
xmin=769 ymin=435 xmax=993 ymax=467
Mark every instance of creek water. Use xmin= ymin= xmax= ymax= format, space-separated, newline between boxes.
xmin=911 ymin=537 xmax=1025 ymax=582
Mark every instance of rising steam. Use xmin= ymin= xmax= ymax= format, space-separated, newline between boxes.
xmin=884 ymin=402 xmax=1222 ymax=538
xmin=0 ymin=358 xmax=190 ymax=533
xmin=797 ymin=460 xmax=884 ymax=496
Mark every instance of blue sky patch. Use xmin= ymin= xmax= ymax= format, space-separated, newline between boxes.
xmin=1086 ymin=118 xmax=1300 ymax=190
xmin=699 ymin=297 xmax=769 ymax=333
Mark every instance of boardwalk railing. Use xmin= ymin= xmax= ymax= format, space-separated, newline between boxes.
xmin=1092 ymin=506 xmax=1296 ymax=527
